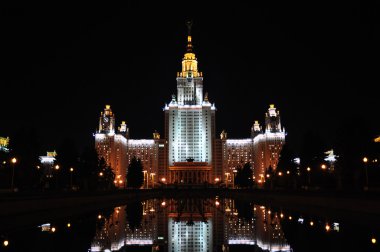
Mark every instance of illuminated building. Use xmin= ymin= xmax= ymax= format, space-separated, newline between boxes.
xmin=0 ymin=136 xmax=9 ymax=152
xmin=39 ymin=151 xmax=57 ymax=177
xmin=164 ymin=21 xmax=215 ymax=184
xmin=252 ymin=104 xmax=285 ymax=182
xmin=94 ymin=24 xmax=285 ymax=187
xmin=222 ymin=105 xmax=285 ymax=185
xmin=95 ymin=105 xmax=128 ymax=186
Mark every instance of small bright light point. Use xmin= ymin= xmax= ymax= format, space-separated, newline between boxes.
xmin=371 ymin=238 xmax=376 ymax=244
xmin=253 ymin=207 xmax=256 ymax=211
xmin=266 ymin=174 xmax=270 ymax=178
xmin=286 ymin=170 xmax=290 ymax=174
xmin=268 ymin=210 xmax=271 ymax=214
xmin=325 ymin=224 xmax=330 ymax=231
xmin=215 ymin=201 xmax=220 ymax=206
xmin=161 ymin=201 xmax=166 ymax=206
xmin=70 ymin=167 xmax=74 ymax=172
xmin=278 ymin=172 xmax=282 ymax=176
xmin=51 ymin=227 xmax=56 ymax=233
xmin=11 ymin=158 xmax=17 ymax=164
xmin=321 ymin=164 xmax=327 ymax=170
xmin=98 ymin=214 xmax=102 ymax=219
xmin=280 ymin=213 xmax=284 ymax=218
xmin=3 ymin=240 xmax=9 ymax=247
xmin=307 ymin=167 xmax=311 ymax=172
xmin=363 ymin=157 xmax=368 ymax=163
xmin=99 ymin=172 xmax=103 ymax=176
xmin=310 ymin=221 xmax=314 ymax=226
xmin=289 ymin=216 xmax=292 ymax=220
xmin=67 ymin=223 xmax=71 ymax=228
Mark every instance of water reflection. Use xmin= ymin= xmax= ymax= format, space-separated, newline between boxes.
xmin=90 ymin=198 xmax=291 ymax=252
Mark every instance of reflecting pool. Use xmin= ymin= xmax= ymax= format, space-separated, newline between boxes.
xmin=1 ymin=197 xmax=379 ymax=251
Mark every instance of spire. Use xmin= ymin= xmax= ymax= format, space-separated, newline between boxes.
xmin=186 ymin=20 xmax=193 ymax=52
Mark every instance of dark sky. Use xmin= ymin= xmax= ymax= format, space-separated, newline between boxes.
xmin=1 ymin=3 xmax=379 ymax=154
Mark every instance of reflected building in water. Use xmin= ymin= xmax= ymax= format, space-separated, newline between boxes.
xmin=90 ymin=198 xmax=291 ymax=252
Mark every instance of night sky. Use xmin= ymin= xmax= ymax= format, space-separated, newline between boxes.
xmin=1 ymin=3 xmax=379 ymax=154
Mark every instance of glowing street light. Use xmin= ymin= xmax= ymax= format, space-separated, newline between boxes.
xmin=363 ymin=157 xmax=369 ymax=190
xmin=99 ymin=172 xmax=103 ymax=177
xmin=321 ymin=164 xmax=327 ymax=170
xmin=54 ymin=164 xmax=60 ymax=170
xmin=3 ymin=240 xmax=9 ymax=247
xmin=70 ymin=167 xmax=74 ymax=189
xmin=10 ymin=157 xmax=17 ymax=191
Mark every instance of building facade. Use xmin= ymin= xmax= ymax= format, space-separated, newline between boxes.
xmin=94 ymin=25 xmax=285 ymax=187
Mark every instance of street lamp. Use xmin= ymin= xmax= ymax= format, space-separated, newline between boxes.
xmin=11 ymin=157 xmax=17 ymax=191
xmin=224 ymin=172 xmax=230 ymax=187
xmin=232 ymin=169 xmax=237 ymax=189
xmin=321 ymin=164 xmax=327 ymax=170
xmin=306 ymin=167 xmax=311 ymax=185
xmin=150 ymin=173 xmax=156 ymax=188
xmin=143 ymin=170 xmax=147 ymax=189
xmin=69 ymin=167 xmax=74 ymax=189
xmin=363 ymin=157 xmax=369 ymax=190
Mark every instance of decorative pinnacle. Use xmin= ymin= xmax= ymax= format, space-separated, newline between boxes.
xmin=186 ymin=20 xmax=193 ymax=36
xmin=186 ymin=20 xmax=193 ymax=52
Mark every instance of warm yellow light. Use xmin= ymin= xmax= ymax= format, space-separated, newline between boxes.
xmin=278 ymin=172 xmax=282 ymax=176
xmin=98 ymin=214 xmax=102 ymax=219
xmin=70 ymin=167 xmax=74 ymax=172
xmin=307 ymin=167 xmax=311 ymax=172
xmin=268 ymin=210 xmax=271 ymax=214
xmin=55 ymin=164 xmax=59 ymax=170
xmin=51 ymin=227 xmax=56 ymax=233
xmin=118 ymin=180 xmax=123 ymax=184
xmin=325 ymin=224 xmax=330 ymax=231
xmin=215 ymin=201 xmax=220 ymax=206
xmin=99 ymin=172 xmax=103 ymax=177
xmin=3 ymin=240 xmax=9 ymax=247
xmin=371 ymin=238 xmax=376 ymax=244
xmin=161 ymin=177 xmax=166 ymax=182
xmin=214 ymin=178 xmax=220 ymax=182
xmin=288 ymin=216 xmax=292 ymax=220
xmin=67 ymin=223 xmax=71 ymax=228
xmin=286 ymin=170 xmax=290 ymax=175
xmin=266 ymin=174 xmax=270 ymax=178
xmin=321 ymin=164 xmax=327 ymax=170
xmin=161 ymin=201 xmax=166 ymax=206
xmin=36 ymin=165 xmax=40 ymax=169
xmin=11 ymin=158 xmax=17 ymax=164
xmin=363 ymin=157 xmax=368 ymax=163
xmin=280 ymin=213 xmax=284 ymax=218
xmin=310 ymin=221 xmax=314 ymax=226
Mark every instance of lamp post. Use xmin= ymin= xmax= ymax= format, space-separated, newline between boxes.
xmin=232 ymin=169 xmax=237 ymax=189
xmin=143 ymin=170 xmax=147 ymax=189
xmin=54 ymin=164 xmax=60 ymax=189
xmin=306 ymin=167 xmax=311 ymax=186
xmin=363 ymin=157 xmax=368 ymax=190
xmin=11 ymin=158 xmax=17 ymax=191
xmin=150 ymin=173 xmax=156 ymax=188
xmin=69 ymin=167 xmax=74 ymax=190
xmin=225 ymin=172 xmax=230 ymax=188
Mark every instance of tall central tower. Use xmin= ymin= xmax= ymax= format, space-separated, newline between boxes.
xmin=164 ymin=22 xmax=216 ymax=184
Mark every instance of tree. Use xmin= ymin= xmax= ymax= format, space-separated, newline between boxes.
xmin=234 ymin=162 xmax=253 ymax=188
xmin=8 ymin=128 xmax=42 ymax=190
xmin=54 ymin=138 xmax=79 ymax=190
xmin=78 ymin=147 xmax=99 ymax=190
xmin=126 ymin=200 xmax=143 ymax=231
xmin=277 ymin=144 xmax=298 ymax=189
xmin=97 ymin=157 xmax=115 ymax=190
xmin=126 ymin=156 xmax=144 ymax=188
